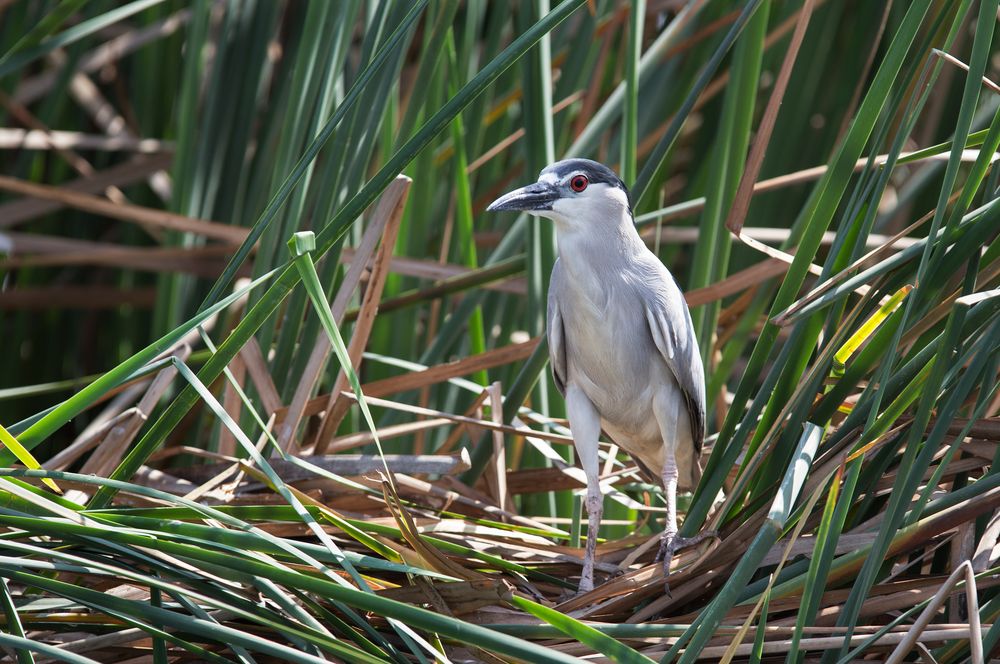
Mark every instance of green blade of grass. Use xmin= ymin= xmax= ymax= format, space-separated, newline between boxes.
xmin=688 ymin=0 xmax=937 ymax=538
xmin=0 ymin=576 xmax=33 ymax=664
xmin=822 ymin=2 xmax=999 ymax=657
xmin=0 ymin=0 xmax=168 ymax=78
xmin=8 ymin=267 xmax=279 ymax=451
xmin=511 ymin=595 xmax=656 ymax=664
xmin=667 ymin=423 xmax=822 ymax=663
xmin=90 ymin=0 xmax=587 ymax=512
xmin=632 ymin=0 xmax=765 ymax=206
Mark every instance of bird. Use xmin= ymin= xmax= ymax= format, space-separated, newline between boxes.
xmin=487 ymin=158 xmax=708 ymax=593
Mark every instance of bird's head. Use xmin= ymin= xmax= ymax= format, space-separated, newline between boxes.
xmin=487 ymin=158 xmax=632 ymax=231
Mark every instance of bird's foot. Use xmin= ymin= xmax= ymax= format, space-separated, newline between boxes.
xmin=654 ymin=529 xmax=718 ymax=564
xmin=577 ymin=578 xmax=594 ymax=595
xmin=654 ymin=530 xmax=718 ymax=596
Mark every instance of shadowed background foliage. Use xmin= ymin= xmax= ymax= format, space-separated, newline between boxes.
xmin=1 ymin=0 xmax=1000 ymax=661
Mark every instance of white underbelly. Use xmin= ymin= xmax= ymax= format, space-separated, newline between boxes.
xmin=562 ymin=288 xmax=652 ymax=405
xmin=559 ymin=291 xmax=697 ymax=487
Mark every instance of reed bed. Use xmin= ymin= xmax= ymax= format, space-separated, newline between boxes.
xmin=1 ymin=1 xmax=1000 ymax=662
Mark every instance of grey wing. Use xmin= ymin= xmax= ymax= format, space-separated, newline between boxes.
xmin=641 ymin=264 xmax=707 ymax=455
xmin=546 ymin=259 xmax=568 ymax=396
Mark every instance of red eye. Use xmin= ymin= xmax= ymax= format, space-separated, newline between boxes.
xmin=570 ymin=175 xmax=589 ymax=192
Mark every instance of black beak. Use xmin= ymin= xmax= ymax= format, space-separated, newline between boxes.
xmin=487 ymin=181 xmax=560 ymax=213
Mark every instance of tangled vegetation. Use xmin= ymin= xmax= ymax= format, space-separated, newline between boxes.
xmin=1 ymin=0 xmax=1000 ymax=661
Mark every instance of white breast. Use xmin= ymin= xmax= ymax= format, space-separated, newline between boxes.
xmin=558 ymin=273 xmax=664 ymax=429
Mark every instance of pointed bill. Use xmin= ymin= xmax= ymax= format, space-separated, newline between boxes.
xmin=487 ymin=182 xmax=560 ymax=212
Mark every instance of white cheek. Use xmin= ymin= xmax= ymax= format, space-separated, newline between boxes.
xmin=606 ymin=188 xmax=629 ymax=207
xmin=550 ymin=197 xmax=579 ymax=221
xmin=551 ymin=189 xmax=599 ymax=221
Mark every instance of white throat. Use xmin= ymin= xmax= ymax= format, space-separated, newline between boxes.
xmin=546 ymin=191 xmax=645 ymax=277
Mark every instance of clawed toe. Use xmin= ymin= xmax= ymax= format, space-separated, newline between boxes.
xmin=657 ymin=530 xmax=718 ymax=560
xmin=653 ymin=532 xmax=680 ymax=564
xmin=654 ymin=530 xmax=718 ymax=593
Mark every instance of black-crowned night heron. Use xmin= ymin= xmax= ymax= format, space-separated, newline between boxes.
xmin=488 ymin=158 xmax=708 ymax=593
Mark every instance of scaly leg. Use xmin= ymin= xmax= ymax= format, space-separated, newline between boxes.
xmin=566 ymin=385 xmax=603 ymax=593
xmin=655 ymin=447 xmax=689 ymax=595
xmin=654 ymin=455 xmax=714 ymax=593
xmin=652 ymin=389 xmax=714 ymax=594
